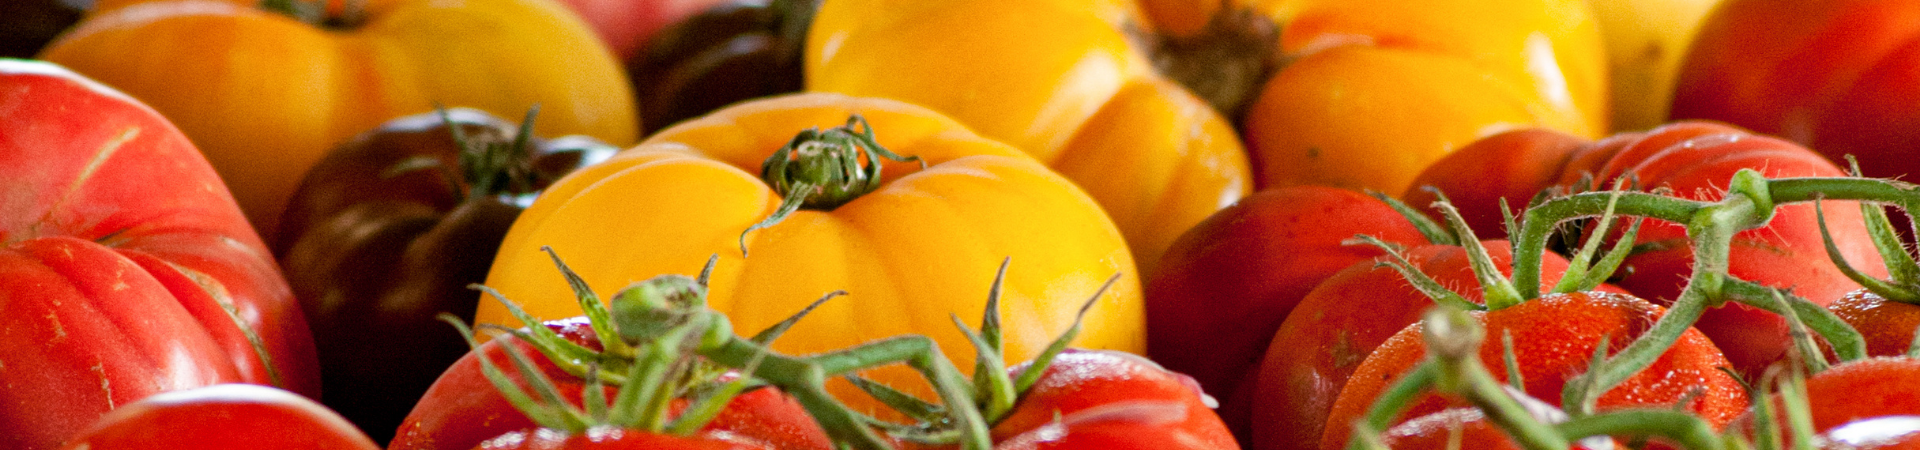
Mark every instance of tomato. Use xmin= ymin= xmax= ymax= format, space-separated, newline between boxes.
xmin=1732 ymin=358 xmax=1920 ymax=447
xmin=55 ymin=384 xmax=379 ymax=450
xmin=1375 ymin=407 xmax=1616 ymax=450
xmin=273 ymin=108 xmax=617 ymax=443
xmin=806 ymin=0 xmax=1252 ymax=278
xmin=392 ymin=318 xmax=831 ymax=450
xmin=1247 ymin=241 xmax=1625 ymax=450
xmin=38 ymin=0 xmax=639 ymax=236
xmin=1145 ymin=185 xmax=1429 ymax=437
xmin=989 ymin=350 xmax=1238 ymax=450
xmin=549 ymin=0 xmax=730 ymax=62
xmin=1402 ymin=128 xmax=1589 ymax=238
xmin=0 ymin=59 xmax=319 ymax=449
xmin=630 ymin=0 xmax=807 ymax=132
xmin=1670 ymin=0 xmax=1920 ymax=181
xmin=0 ymin=0 xmax=81 ymax=58
xmin=1404 ymin=121 xmax=1887 ymax=376
xmin=1829 ymin=290 xmax=1920 ymax=359
xmin=1317 ymin=291 xmax=1747 ymax=450
xmin=1585 ymin=0 xmax=1724 ymax=132
xmin=470 ymin=93 xmax=1144 ymax=416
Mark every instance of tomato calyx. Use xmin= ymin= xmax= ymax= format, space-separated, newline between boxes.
xmin=470 ymin=247 xmax=1010 ymax=450
xmin=1129 ymin=6 xmax=1281 ymax=122
xmin=259 ymin=0 xmax=368 ymax=29
xmin=385 ymin=107 xmax=618 ymax=208
xmin=741 ymin=114 xmax=925 ymax=255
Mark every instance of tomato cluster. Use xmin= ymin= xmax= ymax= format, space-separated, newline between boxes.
xmin=12 ymin=0 xmax=1920 ymax=449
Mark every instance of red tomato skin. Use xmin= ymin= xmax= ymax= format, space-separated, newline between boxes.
xmin=1568 ymin=122 xmax=1883 ymax=376
xmin=1376 ymin=408 xmax=1616 ymax=450
xmin=476 ymin=427 xmax=765 ymax=450
xmin=1146 ymin=186 xmax=1429 ymax=437
xmin=991 ymin=350 xmax=1239 ymax=450
xmin=1317 ymin=291 xmax=1747 ymax=450
xmin=1402 ymin=128 xmax=1588 ymax=239
xmin=56 ymin=384 xmax=378 ymax=450
xmin=0 ymin=60 xmax=320 ymax=449
xmin=1730 ymin=358 xmax=1920 ymax=447
xmin=1828 ymin=290 xmax=1920 ymax=358
xmin=390 ymin=318 xmax=830 ymax=450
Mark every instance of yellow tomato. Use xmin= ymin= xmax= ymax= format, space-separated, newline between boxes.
xmin=474 ymin=93 xmax=1143 ymax=412
xmin=809 ymin=0 xmax=1606 ymax=220
xmin=39 ymin=0 xmax=638 ymax=237
xmin=807 ymin=0 xmax=1250 ymax=279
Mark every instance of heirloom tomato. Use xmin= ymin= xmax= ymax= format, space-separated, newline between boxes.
xmin=471 ymin=93 xmax=1143 ymax=416
xmin=630 ymin=0 xmax=810 ymax=133
xmin=38 ymin=0 xmax=639 ymax=236
xmin=0 ymin=59 xmax=318 ymax=449
xmin=1585 ymin=0 xmax=1724 ymax=131
xmin=550 ymin=0 xmax=731 ymax=62
xmin=1671 ymin=0 xmax=1920 ymax=181
xmin=274 ymin=108 xmax=617 ymax=443
xmin=56 ymin=384 xmax=379 ymax=450
xmin=1405 ymin=121 xmax=1886 ymax=376
xmin=806 ymin=0 xmax=1252 ymax=278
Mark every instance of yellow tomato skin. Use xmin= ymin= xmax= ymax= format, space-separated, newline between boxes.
xmin=807 ymin=0 xmax=1251 ymax=280
xmin=1244 ymin=0 xmax=1609 ymax=195
xmin=475 ymin=93 xmax=1143 ymax=409
xmin=38 ymin=0 xmax=637 ymax=236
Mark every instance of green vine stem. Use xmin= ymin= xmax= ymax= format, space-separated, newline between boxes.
xmin=477 ymin=247 xmax=994 ymax=450
xmin=740 ymin=115 xmax=924 ymax=256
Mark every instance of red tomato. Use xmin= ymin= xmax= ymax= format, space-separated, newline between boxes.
xmin=0 ymin=59 xmax=319 ymax=449
xmin=1376 ymin=408 xmax=1617 ymax=450
xmin=1405 ymin=121 xmax=1886 ymax=376
xmin=56 ymin=384 xmax=377 ymax=450
xmin=1402 ymin=129 xmax=1589 ymax=239
xmin=391 ymin=318 xmax=830 ymax=450
xmin=1146 ymin=186 xmax=1429 ymax=436
xmin=1829 ymin=290 xmax=1920 ymax=358
xmin=1247 ymin=242 xmax=1626 ymax=450
xmin=1731 ymin=358 xmax=1920 ymax=447
xmin=989 ymin=350 xmax=1238 ymax=450
xmin=1318 ymin=291 xmax=1747 ymax=450
xmin=1670 ymin=0 xmax=1920 ymax=182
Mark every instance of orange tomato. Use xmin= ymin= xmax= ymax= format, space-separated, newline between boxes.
xmin=473 ymin=92 xmax=1144 ymax=413
xmin=39 ymin=0 xmax=638 ymax=237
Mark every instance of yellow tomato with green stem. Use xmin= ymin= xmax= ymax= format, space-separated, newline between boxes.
xmin=38 ymin=0 xmax=638 ymax=237
xmin=472 ymin=93 xmax=1143 ymax=412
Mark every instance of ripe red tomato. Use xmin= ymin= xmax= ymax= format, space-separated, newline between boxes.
xmin=55 ymin=384 xmax=377 ymax=450
xmin=1376 ymin=408 xmax=1617 ymax=450
xmin=989 ymin=350 xmax=1238 ymax=450
xmin=1247 ymin=241 xmax=1626 ymax=450
xmin=1404 ymin=121 xmax=1886 ymax=376
xmin=1669 ymin=0 xmax=1920 ymax=182
xmin=1146 ymin=186 xmax=1429 ymax=436
xmin=391 ymin=317 xmax=830 ymax=450
xmin=1402 ymin=129 xmax=1589 ymax=238
xmin=1317 ymin=291 xmax=1747 ymax=450
xmin=1828 ymin=290 xmax=1920 ymax=359
xmin=475 ymin=427 xmax=768 ymax=450
xmin=0 ymin=59 xmax=320 ymax=449
xmin=1731 ymin=357 xmax=1920 ymax=447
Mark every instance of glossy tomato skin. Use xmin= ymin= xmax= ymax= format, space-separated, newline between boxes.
xmin=1568 ymin=122 xmax=1882 ymax=376
xmin=1730 ymin=358 xmax=1920 ymax=446
xmin=0 ymin=60 xmax=320 ymax=449
xmin=1402 ymin=128 xmax=1589 ymax=238
xmin=476 ymin=427 xmax=768 ymax=450
xmin=1145 ymin=185 xmax=1428 ymax=438
xmin=1318 ymin=291 xmax=1747 ymax=450
xmin=1670 ymin=0 xmax=1920 ymax=181
xmin=391 ymin=318 xmax=831 ymax=450
xmin=1247 ymin=242 xmax=1623 ymax=450
xmin=39 ymin=0 xmax=639 ymax=236
xmin=1828 ymin=290 xmax=1920 ymax=358
xmin=991 ymin=350 xmax=1238 ymax=450
xmin=1375 ymin=408 xmax=1617 ymax=450
xmin=550 ymin=0 xmax=731 ymax=62
xmin=56 ymin=384 xmax=379 ymax=450
xmin=275 ymin=109 xmax=616 ymax=444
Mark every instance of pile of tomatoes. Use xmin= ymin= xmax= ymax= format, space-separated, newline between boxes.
xmin=6 ymin=0 xmax=1920 ymax=449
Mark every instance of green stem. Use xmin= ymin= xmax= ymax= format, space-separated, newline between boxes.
xmin=1512 ymin=191 xmax=1704 ymax=300
xmin=705 ymin=335 xmax=992 ymax=450
xmin=742 ymin=115 xmax=922 ymax=256
xmin=1721 ymin=280 xmax=1867 ymax=362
